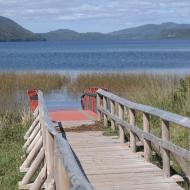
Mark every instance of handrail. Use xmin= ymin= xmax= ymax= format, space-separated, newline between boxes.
xmin=19 ymin=91 xmax=94 ymax=190
xmin=97 ymin=89 xmax=190 ymax=129
xmin=96 ymin=89 xmax=190 ymax=178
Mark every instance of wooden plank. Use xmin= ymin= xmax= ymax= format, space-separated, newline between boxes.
xmin=54 ymin=133 xmax=93 ymax=190
xmin=66 ymin=131 xmax=181 ymax=190
xmin=37 ymin=91 xmax=94 ymax=190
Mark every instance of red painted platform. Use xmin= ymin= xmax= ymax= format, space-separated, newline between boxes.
xmin=49 ymin=109 xmax=97 ymax=122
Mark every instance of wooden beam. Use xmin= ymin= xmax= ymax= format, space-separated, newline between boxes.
xmin=97 ymin=89 xmax=190 ymax=129
xmin=110 ymin=100 xmax=116 ymax=131
xmin=162 ymin=120 xmax=170 ymax=177
xmin=143 ymin=113 xmax=151 ymax=162
xmin=20 ymin=137 xmax=43 ymax=173
xmin=118 ymin=104 xmax=125 ymax=143
xmin=96 ymin=94 xmax=101 ymax=121
xmin=24 ymin=115 xmax=39 ymax=140
xmin=19 ymin=148 xmax=45 ymax=188
xmin=26 ymin=131 xmax=41 ymax=154
xmin=54 ymin=133 xmax=94 ymax=190
xmin=45 ymin=130 xmax=55 ymax=184
xmin=103 ymin=96 xmax=108 ymax=127
xmin=23 ymin=123 xmax=41 ymax=150
xmin=30 ymin=163 xmax=47 ymax=190
xmin=98 ymin=107 xmax=190 ymax=161
xmin=129 ymin=109 xmax=136 ymax=153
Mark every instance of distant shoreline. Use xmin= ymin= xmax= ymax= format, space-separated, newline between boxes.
xmin=0 ymin=69 xmax=190 ymax=77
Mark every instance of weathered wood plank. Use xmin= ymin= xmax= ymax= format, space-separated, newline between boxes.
xmin=98 ymin=106 xmax=190 ymax=160
xmin=67 ymin=131 xmax=181 ymax=190
xmin=97 ymin=89 xmax=190 ymax=129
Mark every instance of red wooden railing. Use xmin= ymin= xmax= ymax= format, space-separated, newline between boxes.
xmin=27 ymin=89 xmax=38 ymax=112
xmin=81 ymin=87 xmax=108 ymax=113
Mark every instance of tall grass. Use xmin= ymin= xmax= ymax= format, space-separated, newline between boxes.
xmin=0 ymin=72 xmax=70 ymax=190
xmin=68 ymin=73 xmax=180 ymax=110
xmin=67 ymin=73 xmax=190 ymax=116
xmin=0 ymin=72 xmax=70 ymax=124
xmin=1 ymin=72 xmax=190 ymax=189
xmin=68 ymin=72 xmax=190 ymax=187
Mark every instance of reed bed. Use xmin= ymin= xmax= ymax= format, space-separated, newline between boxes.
xmin=68 ymin=73 xmax=181 ymax=112
xmin=0 ymin=72 xmax=70 ymax=113
xmin=1 ymin=72 xmax=190 ymax=189
xmin=0 ymin=72 xmax=70 ymax=189
xmin=68 ymin=73 xmax=190 ymax=187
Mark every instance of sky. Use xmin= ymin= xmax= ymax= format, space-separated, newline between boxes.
xmin=0 ymin=0 xmax=190 ymax=33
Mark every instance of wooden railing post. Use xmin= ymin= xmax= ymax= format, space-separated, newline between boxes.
xmin=118 ymin=104 xmax=125 ymax=143
xmin=129 ymin=109 xmax=136 ymax=153
xmin=162 ymin=120 xmax=170 ymax=177
xmin=45 ymin=130 xmax=55 ymax=188
xmin=110 ymin=100 xmax=116 ymax=131
xmin=103 ymin=96 xmax=108 ymax=127
xmin=143 ymin=113 xmax=151 ymax=162
xmin=54 ymin=144 xmax=70 ymax=190
xmin=96 ymin=94 xmax=101 ymax=121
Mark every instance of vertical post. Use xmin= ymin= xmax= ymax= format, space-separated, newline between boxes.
xmin=129 ymin=109 xmax=136 ymax=153
xmin=143 ymin=113 xmax=151 ymax=162
xmin=103 ymin=96 xmax=108 ymax=127
xmin=118 ymin=104 xmax=125 ymax=143
xmin=46 ymin=130 xmax=55 ymax=187
xmin=96 ymin=94 xmax=101 ymax=121
xmin=162 ymin=120 xmax=170 ymax=177
xmin=110 ymin=100 xmax=116 ymax=131
xmin=54 ymin=140 xmax=70 ymax=190
xmin=89 ymin=96 xmax=92 ymax=111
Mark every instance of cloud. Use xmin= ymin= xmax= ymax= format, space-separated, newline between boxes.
xmin=0 ymin=0 xmax=189 ymax=32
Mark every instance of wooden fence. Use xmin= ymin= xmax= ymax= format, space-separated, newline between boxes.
xmin=19 ymin=91 xmax=94 ymax=190
xmin=96 ymin=89 xmax=190 ymax=178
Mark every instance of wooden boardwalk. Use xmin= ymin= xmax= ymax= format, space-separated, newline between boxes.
xmin=66 ymin=131 xmax=182 ymax=190
xmin=19 ymin=89 xmax=190 ymax=190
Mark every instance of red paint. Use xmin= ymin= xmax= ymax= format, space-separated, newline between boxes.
xmin=27 ymin=89 xmax=38 ymax=112
xmin=49 ymin=110 xmax=97 ymax=122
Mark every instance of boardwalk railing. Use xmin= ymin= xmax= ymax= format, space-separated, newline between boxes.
xmin=19 ymin=91 xmax=94 ymax=190
xmin=96 ymin=89 xmax=190 ymax=178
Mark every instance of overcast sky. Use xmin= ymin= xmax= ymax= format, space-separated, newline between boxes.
xmin=0 ymin=0 xmax=190 ymax=33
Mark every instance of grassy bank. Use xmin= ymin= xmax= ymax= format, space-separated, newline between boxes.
xmin=0 ymin=72 xmax=70 ymax=190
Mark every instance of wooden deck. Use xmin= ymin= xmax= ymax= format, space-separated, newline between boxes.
xmin=20 ymin=89 xmax=190 ymax=190
xmin=66 ymin=131 xmax=182 ymax=190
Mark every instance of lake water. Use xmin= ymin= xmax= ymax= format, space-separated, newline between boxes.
xmin=0 ymin=40 xmax=190 ymax=75
xmin=1 ymin=40 xmax=190 ymax=109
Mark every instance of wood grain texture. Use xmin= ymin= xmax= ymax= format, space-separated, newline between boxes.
xmin=66 ymin=131 xmax=182 ymax=190
xmin=97 ymin=89 xmax=190 ymax=129
xmin=98 ymin=107 xmax=190 ymax=161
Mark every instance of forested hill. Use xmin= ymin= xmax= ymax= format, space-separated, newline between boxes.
xmin=1 ymin=16 xmax=190 ymax=41
xmin=0 ymin=16 xmax=44 ymax=42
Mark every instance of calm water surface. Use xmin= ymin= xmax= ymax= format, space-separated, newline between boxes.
xmin=1 ymin=40 xmax=190 ymax=108
xmin=0 ymin=40 xmax=190 ymax=74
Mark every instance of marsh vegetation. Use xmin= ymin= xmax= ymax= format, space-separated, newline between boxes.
xmin=1 ymin=72 xmax=190 ymax=189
